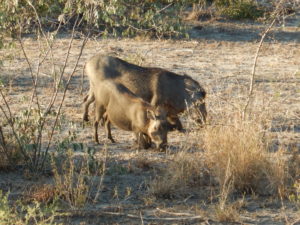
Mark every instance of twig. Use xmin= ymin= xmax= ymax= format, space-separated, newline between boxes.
xmin=242 ymin=0 xmax=287 ymax=120
xmin=0 ymin=126 xmax=12 ymax=165
xmin=20 ymin=0 xmax=64 ymax=170
xmin=92 ymin=146 xmax=107 ymax=203
xmin=291 ymin=217 xmax=300 ymax=225
xmin=80 ymin=63 xmax=85 ymax=95
xmin=59 ymin=209 xmax=206 ymax=222
xmin=242 ymin=17 xmax=277 ymax=120
xmin=41 ymin=32 xmax=89 ymax=170
xmin=156 ymin=208 xmax=194 ymax=216
xmin=0 ymin=126 xmax=6 ymax=147
xmin=44 ymin=15 xmax=79 ymax=116
xmin=26 ymin=0 xmax=58 ymax=83
xmin=140 ymin=211 xmax=144 ymax=225
xmin=0 ymin=91 xmax=32 ymax=166
xmin=18 ymin=38 xmax=41 ymax=113
xmin=156 ymin=3 xmax=174 ymax=15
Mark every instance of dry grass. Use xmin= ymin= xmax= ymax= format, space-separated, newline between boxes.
xmin=148 ymin=151 xmax=210 ymax=199
xmin=203 ymin=118 xmax=287 ymax=196
xmin=149 ymin=113 xmax=291 ymax=200
xmin=51 ymin=149 xmax=106 ymax=208
xmin=147 ymin=113 xmax=296 ymax=221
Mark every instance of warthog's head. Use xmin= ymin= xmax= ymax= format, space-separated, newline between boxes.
xmin=146 ymin=107 xmax=168 ymax=150
xmin=184 ymin=76 xmax=207 ymax=125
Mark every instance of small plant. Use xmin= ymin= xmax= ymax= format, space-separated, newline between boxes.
xmin=215 ymin=0 xmax=264 ymax=20
xmin=51 ymin=147 xmax=106 ymax=208
xmin=0 ymin=190 xmax=60 ymax=225
xmin=289 ymin=180 xmax=300 ymax=206
xmin=215 ymin=203 xmax=240 ymax=222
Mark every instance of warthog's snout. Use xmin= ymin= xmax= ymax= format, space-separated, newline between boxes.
xmin=150 ymin=134 xmax=168 ymax=151
xmin=148 ymin=125 xmax=168 ymax=150
xmin=155 ymin=141 xmax=167 ymax=151
xmin=190 ymin=100 xmax=207 ymax=126
xmin=197 ymin=101 xmax=207 ymax=124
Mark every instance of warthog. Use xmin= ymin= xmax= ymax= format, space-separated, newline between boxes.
xmin=83 ymin=54 xmax=207 ymax=131
xmin=91 ymin=80 xmax=168 ymax=150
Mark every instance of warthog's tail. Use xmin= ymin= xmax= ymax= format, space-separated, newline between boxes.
xmin=80 ymin=63 xmax=86 ymax=95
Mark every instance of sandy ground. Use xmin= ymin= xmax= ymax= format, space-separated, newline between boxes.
xmin=0 ymin=15 xmax=300 ymax=224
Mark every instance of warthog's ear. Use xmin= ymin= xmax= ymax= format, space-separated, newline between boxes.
xmin=155 ymin=106 xmax=167 ymax=118
xmin=184 ymin=78 xmax=206 ymax=97
xmin=146 ymin=109 xmax=156 ymax=120
xmin=184 ymin=77 xmax=199 ymax=90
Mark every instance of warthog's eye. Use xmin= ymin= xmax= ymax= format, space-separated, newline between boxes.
xmin=194 ymin=98 xmax=205 ymax=105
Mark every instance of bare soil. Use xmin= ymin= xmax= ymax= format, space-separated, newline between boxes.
xmin=0 ymin=15 xmax=300 ymax=224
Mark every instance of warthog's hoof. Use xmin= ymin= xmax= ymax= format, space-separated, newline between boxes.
xmin=136 ymin=141 xmax=151 ymax=150
xmin=83 ymin=114 xmax=89 ymax=122
xmin=109 ymin=138 xmax=116 ymax=143
xmin=178 ymin=128 xmax=186 ymax=133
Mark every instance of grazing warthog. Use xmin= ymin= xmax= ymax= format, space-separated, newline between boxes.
xmin=83 ymin=54 xmax=207 ymax=131
xmin=91 ymin=80 xmax=168 ymax=150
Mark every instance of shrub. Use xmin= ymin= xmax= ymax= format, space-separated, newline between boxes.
xmin=218 ymin=0 xmax=264 ymax=20
xmin=0 ymin=0 xmax=193 ymax=38
xmin=0 ymin=190 xmax=59 ymax=225
xmin=51 ymin=148 xmax=106 ymax=208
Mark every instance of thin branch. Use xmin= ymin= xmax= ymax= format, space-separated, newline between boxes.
xmin=242 ymin=18 xmax=277 ymax=120
xmin=0 ymin=126 xmax=12 ymax=165
xmin=242 ymin=0 xmax=287 ymax=120
xmin=59 ymin=209 xmax=206 ymax=222
xmin=26 ymin=0 xmax=58 ymax=83
xmin=18 ymin=38 xmax=41 ymax=113
xmin=44 ymin=15 xmax=80 ymax=116
xmin=291 ymin=218 xmax=300 ymax=225
xmin=156 ymin=2 xmax=174 ymax=15
xmin=0 ymin=126 xmax=6 ymax=147
xmin=41 ymin=35 xmax=89 ymax=170
xmin=0 ymin=91 xmax=32 ymax=166
xmin=92 ymin=146 xmax=107 ymax=203
xmin=156 ymin=208 xmax=195 ymax=216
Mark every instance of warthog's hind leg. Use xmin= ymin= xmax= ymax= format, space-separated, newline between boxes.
xmin=94 ymin=104 xmax=105 ymax=144
xmin=94 ymin=120 xmax=100 ymax=144
xmin=83 ymin=91 xmax=95 ymax=122
xmin=104 ymin=120 xmax=115 ymax=143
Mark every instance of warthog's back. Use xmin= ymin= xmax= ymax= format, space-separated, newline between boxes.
xmin=86 ymin=54 xmax=205 ymax=115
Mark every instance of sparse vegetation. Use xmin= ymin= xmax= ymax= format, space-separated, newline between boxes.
xmin=148 ymin=117 xmax=290 ymax=199
xmin=0 ymin=0 xmax=299 ymax=224
xmin=217 ymin=0 xmax=264 ymax=20
xmin=203 ymin=120 xmax=287 ymax=196
xmin=0 ymin=0 xmax=193 ymax=39
xmin=51 ymin=147 xmax=106 ymax=208
xmin=0 ymin=190 xmax=60 ymax=225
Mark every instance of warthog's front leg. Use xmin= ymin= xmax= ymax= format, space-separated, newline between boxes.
xmin=135 ymin=133 xmax=151 ymax=149
xmin=167 ymin=115 xmax=184 ymax=132
xmin=83 ymin=91 xmax=95 ymax=122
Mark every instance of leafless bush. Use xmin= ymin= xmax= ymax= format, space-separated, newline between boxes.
xmin=0 ymin=2 xmax=89 ymax=173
